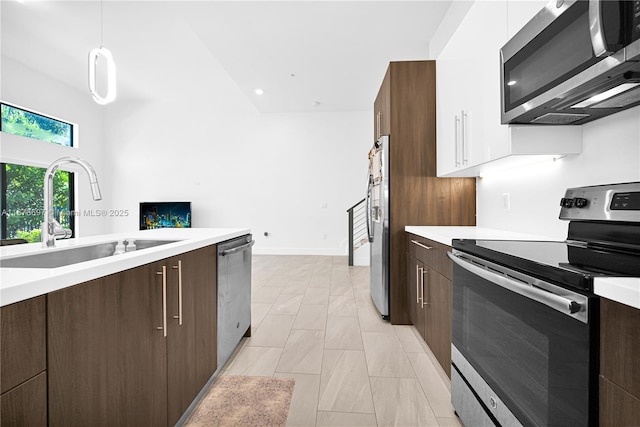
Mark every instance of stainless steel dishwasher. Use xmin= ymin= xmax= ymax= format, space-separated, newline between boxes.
xmin=217 ymin=234 xmax=254 ymax=368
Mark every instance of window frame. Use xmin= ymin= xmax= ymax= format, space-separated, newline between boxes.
xmin=0 ymin=101 xmax=75 ymax=148
xmin=0 ymin=162 xmax=76 ymax=241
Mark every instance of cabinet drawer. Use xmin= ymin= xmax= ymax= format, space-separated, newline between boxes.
xmin=407 ymin=234 xmax=434 ymax=266
xmin=1 ymin=296 xmax=46 ymax=393
xmin=428 ymin=239 xmax=453 ymax=281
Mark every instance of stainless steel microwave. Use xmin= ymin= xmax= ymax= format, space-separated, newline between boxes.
xmin=501 ymin=0 xmax=640 ymax=125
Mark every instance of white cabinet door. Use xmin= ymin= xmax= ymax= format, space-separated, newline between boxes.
xmin=436 ymin=58 xmax=466 ymax=175
xmin=436 ymin=0 xmax=508 ymax=176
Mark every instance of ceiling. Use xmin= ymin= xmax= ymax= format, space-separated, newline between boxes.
xmin=1 ymin=1 xmax=453 ymax=113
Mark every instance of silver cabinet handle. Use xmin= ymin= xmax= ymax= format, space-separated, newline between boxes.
xmin=416 ymin=264 xmax=420 ymax=304
xmin=172 ymin=260 xmax=183 ymax=325
xmin=461 ymin=110 xmax=468 ymax=165
xmin=421 ymin=268 xmax=428 ymax=308
xmin=411 ymin=240 xmax=433 ymax=250
xmin=454 ymin=115 xmax=461 ymax=167
xmin=156 ymin=266 xmax=167 ymax=337
xmin=447 ymin=252 xmax=585 ymax=321
xmin=376 ymin=111 xmax=381 ymax=140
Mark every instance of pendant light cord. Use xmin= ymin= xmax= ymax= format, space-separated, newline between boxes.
xmin=100 ymin=0 xmax=104 ymax=47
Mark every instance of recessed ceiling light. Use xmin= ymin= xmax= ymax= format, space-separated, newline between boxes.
xmin=254 ymin=89 xmax=264 ymax=95
xmin=507 ymin=80 xmax=517 ymax=86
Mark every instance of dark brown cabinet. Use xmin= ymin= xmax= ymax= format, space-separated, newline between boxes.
xmin=373 ymin=61 xmax=476 ymax=325
xmin=48 ymin=245 xmax=217 ymax=426
xmin=0 ymin=296 xmax=47 ymax=427
xmin=406 ymin=232 xmax=453 ymax=378
xmin=600 ymin=297 xmax=640 ymax=426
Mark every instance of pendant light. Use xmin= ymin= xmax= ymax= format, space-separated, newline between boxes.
xmin=88 ymin=0 xmax=116 ymax=105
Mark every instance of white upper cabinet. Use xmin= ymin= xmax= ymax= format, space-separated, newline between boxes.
xmin=436 ymin=0 xmax=582 ymax=178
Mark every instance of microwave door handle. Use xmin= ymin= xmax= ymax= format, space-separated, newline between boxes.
xmin=589 ymin=0 xmax=612 ymax=57
xmin=447 ymin=252 xmax=584 ymax=321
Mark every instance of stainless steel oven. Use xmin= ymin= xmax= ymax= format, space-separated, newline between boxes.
xmin=449 ymin=250 xmax=597 ymax=426
xmin=449 ymin=182 xmax=640 ymax=427
xmin=501 ymin=0 xmax=640 ymax=125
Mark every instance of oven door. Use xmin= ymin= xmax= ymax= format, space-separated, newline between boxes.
xmin=449 ymin=250 xmax=598 ymax=427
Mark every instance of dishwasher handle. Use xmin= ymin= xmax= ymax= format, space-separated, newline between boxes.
xmin=220 ymin=240 xmax=255 ymax=256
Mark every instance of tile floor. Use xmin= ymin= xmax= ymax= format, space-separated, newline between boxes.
xmin=220 ymin=255 xmax=462 ymax=427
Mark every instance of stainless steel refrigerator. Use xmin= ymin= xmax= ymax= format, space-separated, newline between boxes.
xmin=366 ymin=135 xmax=390 ymax=319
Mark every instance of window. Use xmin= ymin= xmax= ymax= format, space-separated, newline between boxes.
xmin=0 ymin=103 xmax=76 ymax=242
xmin=1 ymin=103 xmax=73 ymax=147
xmin=1 ymin=163 xmax=75 ymax=243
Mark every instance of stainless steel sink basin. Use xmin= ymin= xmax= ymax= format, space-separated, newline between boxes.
xmin=131 ymin=239 xmax=178 ymax=250
xmin=0 ymin=239 xmax=179 ymax=268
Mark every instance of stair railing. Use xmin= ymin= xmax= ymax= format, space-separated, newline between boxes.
xmin=347 ymin=198 xmax=367 ymax=266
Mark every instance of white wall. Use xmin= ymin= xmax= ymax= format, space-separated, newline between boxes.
xmin=103 ymin=97 xmax=372 ymax=255
xmin=0 ymin=57 xmax=107 ymax=237
xmin=2 ymin=21 xmax=372 ymax=255
xmin=477 ymin=107 xmax=640 ymax=239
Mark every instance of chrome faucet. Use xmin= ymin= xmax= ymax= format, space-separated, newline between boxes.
xmin=42 ymin=157 xmax=102 ymax=247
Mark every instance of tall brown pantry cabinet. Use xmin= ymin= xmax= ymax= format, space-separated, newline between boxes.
xmin=373 ymin=60 xmax=476 ymax=325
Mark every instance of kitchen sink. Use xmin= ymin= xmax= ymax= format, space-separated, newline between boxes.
xmin=0 ymin=239 xmax=180 ymax=269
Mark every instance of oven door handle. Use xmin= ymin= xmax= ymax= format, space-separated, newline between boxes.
xmin=447 ymin=252 xmax=583 ymax=317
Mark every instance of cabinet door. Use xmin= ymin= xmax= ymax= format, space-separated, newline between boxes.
xmin=436 ymin=57 xmax=466 ymax=176
xmin=116 ymin=261 xmax=168 ymax=427
xmin=407 ymin=255 xmax=426 ymax=339
xmin=166 ymin=246 xmax=217 ymax=426
xmin=600 ymin=375 xmax=640 ymax=427
xmin=189 ymin=246 xmax=217 ymax=390
xmin=1 ymin=296 xmax=46 ymax=394
xmin=436 ymin=1 xmax=509 ymax=176
xmin=48 ymin=275 xmax=119 ymax=426
xmin=374 ymin=67 xmax=391 ymax=141
xmin=424 ymin=271 xmax=452 ymax=379
xmin=48 ymin=263 xmax=169 ymax=427
xmin=1 ymin=372 xmax=47 ymax=427
xmin=166 ymin=255 xmax=197 ymax=426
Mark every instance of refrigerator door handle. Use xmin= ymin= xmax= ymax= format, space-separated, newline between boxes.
xmin=366 ymin=173 xmax=373 ymax=242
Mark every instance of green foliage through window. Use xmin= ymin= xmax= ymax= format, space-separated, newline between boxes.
xmin=1 ymin=103 xmax=73 ymax=147
xmin=1 ymin=163 xmax=74 ymax=243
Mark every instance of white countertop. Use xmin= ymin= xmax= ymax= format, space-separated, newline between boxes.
xmin=406 ymin=226 xmax=640 ymax=311
xmin=594 ymin=277 xmax=640 ymax=310
xmin=0 ymin=228 xmax=249 ymax=307
xmin=405 ymin=226 xmax=556 ymax=246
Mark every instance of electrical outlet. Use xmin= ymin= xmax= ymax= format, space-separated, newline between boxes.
xmin=502 ymin=193 xmax=511 ymax=211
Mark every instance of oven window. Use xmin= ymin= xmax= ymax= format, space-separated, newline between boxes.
xmin=463 ymin=287 xmax=551 ymax=423
xmin=453 ymin=263 xmax=595 ymax=427
xmin=503 ymin=2 xmax=596 ymax=112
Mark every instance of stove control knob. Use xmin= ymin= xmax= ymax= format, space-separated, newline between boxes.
xmin=574 ymin=198 xmax=588 ymax=208
xmin=560 ymin=198 xmax=574 ymax=208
